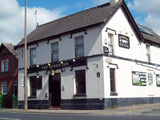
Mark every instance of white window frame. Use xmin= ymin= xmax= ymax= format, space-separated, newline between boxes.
xmin=1 ymin=60 xmax=4 ymax=72
xmin=30 ymin=48 xmax=36 ymax=65
xmin=51 ymin=42 xmax=59 ymax=62
xmin=75 ymin=36 xmax=84 ymax=58
xmin=108 ymin=33 xmax=114 ymax=55
xmin=5 ymin=59 xmax=9 ymax=72
xmin=2 ymin=82 xmax=7 ymax=95
xmin=146 ymin=44 xmax=151 ymax=63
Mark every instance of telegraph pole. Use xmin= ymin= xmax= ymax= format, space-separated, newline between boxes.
xmin=24 ymin=0 xmax=28 ymax=110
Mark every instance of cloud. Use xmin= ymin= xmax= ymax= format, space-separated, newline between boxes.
xmin=128 ymin=0 xmax=160 ymax=35
xmin=0 ymin=0 xmax=63 ymax=45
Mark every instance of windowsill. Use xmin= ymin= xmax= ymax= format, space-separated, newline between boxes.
xmin=73 ymin=94 xmax=87 ymax=97
xmin=110 ymin=92 xmax=118 ymax=96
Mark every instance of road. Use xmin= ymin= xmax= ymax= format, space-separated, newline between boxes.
xmin=0 ymin=109 xmax=160 ymax=120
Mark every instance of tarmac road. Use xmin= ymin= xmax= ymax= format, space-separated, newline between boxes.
xmin=1 ymin=103 xmax=160 ymax=120
xmin=0 ymin=112 xmax=160 ymax=120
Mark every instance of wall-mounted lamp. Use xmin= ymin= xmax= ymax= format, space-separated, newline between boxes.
xmin=50 ymin=70 xmax=55 ymax=76
xmin=37 ymin=72 xmax=39 ymax=78
xmin=36 ymin=64 xmax=39 ymax=68
xmin=73 ymin=58 xmax=76 ymax=62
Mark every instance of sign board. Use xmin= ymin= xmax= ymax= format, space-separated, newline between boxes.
xmin=132 ymin=71 xmax=146 ymax=86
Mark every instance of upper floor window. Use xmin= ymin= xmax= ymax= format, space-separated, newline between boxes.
xmin=1 ymin=60 xmax=4 ymax=72
xmin=146 ymin=44 xmax=151 ymax=62
xmin=1 ymin=59 xmax=9 ymax=73
xmin=5 ymin=59 xmax=9 ymax=72
xmin=108 ymin=33 xmax=114 ymax=55
xmin=75 ymin=36 xmax=84 ymax=57
xmin=30 ymin=48 xmax=36 ymax=65
xmin=51 ymin=42 xmax=59 ymax=62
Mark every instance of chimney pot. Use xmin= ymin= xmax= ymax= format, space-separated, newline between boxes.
xmin=110 ymin=0 xmax=120 ymax=5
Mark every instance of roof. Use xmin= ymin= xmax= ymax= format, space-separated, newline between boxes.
xmin=0 ymin=43 xmax=18 ymax=59
xmin=138 ymin=24 xmax=160 ymax=45
xmin=15 ymin=0 xmax=124 ymax=48
xmin=15 ymin=0 xmax=145 ymax=48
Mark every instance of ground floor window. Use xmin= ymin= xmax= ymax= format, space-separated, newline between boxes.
xmin=2 ymin=82 xmax=7 ymax=95
xmin=29 ymin=76 xmax=42 ymax=97
xmin=75 ymin=70 xmax=86 ymax=95
xmin=110 ymin=68 xmax=116 ymax=93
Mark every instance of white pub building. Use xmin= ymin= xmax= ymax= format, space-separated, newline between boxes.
xmin=15 ymin=0 xmax=160 ymax=109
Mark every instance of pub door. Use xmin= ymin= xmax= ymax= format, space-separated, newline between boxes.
xmin=49 ymin=73 xmax=61 ymax=108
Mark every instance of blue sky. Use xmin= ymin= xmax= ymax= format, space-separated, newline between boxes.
xmin=0 ymin=0 xmax=159 ymax=44
xmin=16 ymin=0 xmax=147 ymax=23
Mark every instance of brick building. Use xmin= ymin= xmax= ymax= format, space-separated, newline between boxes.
xmin=0 ymin=43 xmax=18 ymax=108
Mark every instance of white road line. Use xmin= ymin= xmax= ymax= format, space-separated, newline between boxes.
xmin=0 ymin=117 xmax=21 ymax=120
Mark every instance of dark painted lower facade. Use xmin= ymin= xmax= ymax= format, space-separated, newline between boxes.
xmin=18 ymin=97 xmax=160 ymax=109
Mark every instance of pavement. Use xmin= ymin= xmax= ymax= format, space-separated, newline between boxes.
xmin=1 ymin=103 xmax=160 ymax=115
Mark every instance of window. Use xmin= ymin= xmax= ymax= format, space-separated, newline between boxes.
xmin=110 ymin=68 xmax=116 ymax=93
xmin=148 ymin=73 xmax=153 ymax=86
xmin=1 ymin=60 xmax=4 ymax=72
xmin=75 ymin=70 xmax=86 ymax=95
xmin=5 ymin=59 xmax=9 ymax=72
xmin=51 ymin=42 xmax=59 ymax=62
xmin=118 ymin=34 xmax=130 ymax=49
xmin=29 ymin=76 xmax=42 ymax=97
xmin=146 ymin=44 xmax=151 ymax=62
xmin=75 ymin=36 xmax=84 ymax=57
xmin=156 ymin=74 xmax=160 ymax=87
xmin=108 ymin=34 xmax=114 ymax=55
xmin=132 ymin=71 xmax=146 ymax=86
xmin=30 ymin=76 xmax=37 ymax=97
xmin=2 ymin=82 xmax=7 ymax=95
xmin=30 ymin=48 xmax=36 ymax=65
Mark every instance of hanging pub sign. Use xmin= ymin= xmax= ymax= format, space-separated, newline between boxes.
xmin=132 ymin=71 xmax=146 ymax=86
xmin=118 ymin=34 xmax=130 ymax=49
xmin=156 ymin=74 xmax=160 ymax=87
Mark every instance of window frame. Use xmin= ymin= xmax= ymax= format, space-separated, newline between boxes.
xmin=30 ymin=48 xmax=36 ymax=66
xmin=29 ymin=76 xmax=42 ymax=98
xmin=146 ymin=44 xmax=151 ymax=63
xmin=75 ymin=70 xmax=86 ymax=96
xmin=4 ymin=59 xmax=9 ymax=72
xmin=75 ymin=36 xmax=84 ymax=58
xmin=1 ymin=60 xmax=4 ymax=73
xmin=51 ymin=42 xmax=59 ymax=62
xmin=110 ymin=68 xmax=116 ymax=93
xmin=108 ymin=33 xmax=114 ymax=55
xmin=2 ymin=82 xmax=7 ymax=95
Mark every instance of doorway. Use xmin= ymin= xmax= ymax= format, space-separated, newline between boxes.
xmin=49 ymin=73 xmax=61 ymax=108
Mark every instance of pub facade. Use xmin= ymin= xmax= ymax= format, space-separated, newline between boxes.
xmin=16 ymin=0 xmax=160 ymax=109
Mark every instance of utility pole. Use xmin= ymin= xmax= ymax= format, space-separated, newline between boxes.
xmin=24 ymin=0 xmax=28 ymax=110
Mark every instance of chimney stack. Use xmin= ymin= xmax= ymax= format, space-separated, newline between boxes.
xmin=110 ymin=0 xmax=120 ymax=5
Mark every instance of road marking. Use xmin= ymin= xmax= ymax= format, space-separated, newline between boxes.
xmin=0 ymin=117 xmax=21 ymax=120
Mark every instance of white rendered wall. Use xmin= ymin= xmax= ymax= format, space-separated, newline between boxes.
xmin=18 ymin=25 xmax=104 ymax=101
xmin=102 ymin=7 xmax=160 ymax=98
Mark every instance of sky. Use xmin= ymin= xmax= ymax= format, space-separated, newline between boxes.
xmin=0 ymin=0 xmax=160 ymax=45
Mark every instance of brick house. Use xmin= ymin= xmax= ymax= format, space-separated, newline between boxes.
xmin=0 ymin=43 xmax=18 ymax=108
